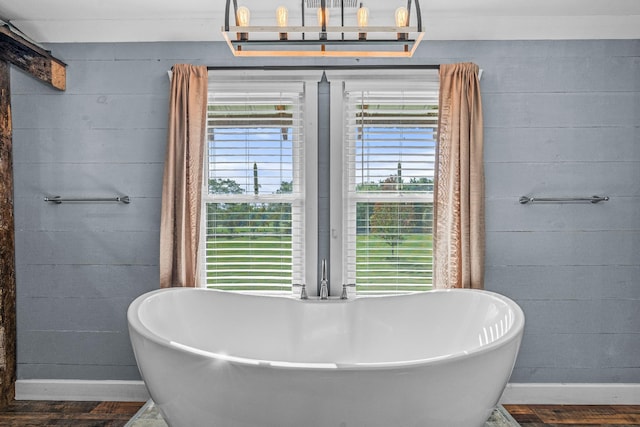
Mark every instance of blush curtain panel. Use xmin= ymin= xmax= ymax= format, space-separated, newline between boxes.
xmin=159 ymin=64 xmax=208 ymax=288
xmin=434 ymin=63 xmax=485 ymax=289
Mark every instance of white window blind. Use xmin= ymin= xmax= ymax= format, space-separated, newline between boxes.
xmin=204 ymin=83 xmax=305 ymax=291
xmin=343 ymin=86 xmax=438 ymax=293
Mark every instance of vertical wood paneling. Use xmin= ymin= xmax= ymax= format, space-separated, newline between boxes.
xmin=0 ymin=60 xmax=16 ymax=406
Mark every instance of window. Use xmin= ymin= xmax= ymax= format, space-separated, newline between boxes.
xmin=204 ymin=71 xmax=438 ymax=295
xmin=203 ymin=82 xmax=305 ymax=291
xmin=342 ymin=82 xmax=438 ymax=293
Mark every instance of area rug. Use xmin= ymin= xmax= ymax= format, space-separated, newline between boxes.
xmin=126 ymin=400 xmax=520 ymax=426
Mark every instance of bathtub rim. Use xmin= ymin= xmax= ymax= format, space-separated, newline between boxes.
xmin=127 ymin=287 xmax=525 ymax=371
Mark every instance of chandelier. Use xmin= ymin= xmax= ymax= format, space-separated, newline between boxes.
xmin=222 ymin=0 xmax=424 ymax=57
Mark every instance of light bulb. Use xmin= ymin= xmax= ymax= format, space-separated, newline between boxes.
xmin=236 ymin=6 xmax=250 ymax=27
xmin=395 ymin=6 xmax=408 ymax=27
xmin=276 ymin=6 xmax=288 ymax=27
xmin=236 ymin=6 xmax=250 ymax=41
xmin=356 ymin=3 xmax=369 ymax=40
xmin=395 ymin=6 xmax=408 ymax=40
xmin=317 ymin=7 xmax=329 ymax=40
xmin=317 ymin=7 xmax=330 ymax=26
xmin=276 ymin=6 xmax=288 ymax=40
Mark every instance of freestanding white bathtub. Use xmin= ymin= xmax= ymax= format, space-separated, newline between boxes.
xmin=128 ymin=288 xmax=524 ymax=427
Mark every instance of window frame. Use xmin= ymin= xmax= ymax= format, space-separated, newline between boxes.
xmin=329 ymin=71 xmax=439 ymax=296
xmin=201 ymin=72 xmax=320 ymax=293
xmin=201 ymin=69 xmax=439 ymax=296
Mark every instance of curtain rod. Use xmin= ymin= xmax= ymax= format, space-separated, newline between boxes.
xmin=170 ymin=65 xmax=483 ymax=80
xmin=202 ymin=65 xmax=484 ymax=79
xmin=168 ymin=64 xmax=441 ymax=80
xmin=205 ymin=65 xmax=440 ymax=71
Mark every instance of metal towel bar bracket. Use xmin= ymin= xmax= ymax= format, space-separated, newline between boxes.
xmin=44 ymin=195 xmax=131 ymax=204
xmin=519 ymin=195 xmax=609 ymax=205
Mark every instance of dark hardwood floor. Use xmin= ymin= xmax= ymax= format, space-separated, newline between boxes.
xmin=0 ymin=401 xmax=145 ymax=427
xmin=0 ymin=401 xmax=639 ymax=426
xmin=504 ymin=405 xmax=640 ymax=426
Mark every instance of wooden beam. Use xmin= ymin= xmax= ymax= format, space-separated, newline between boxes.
xmin=0 ymin=25 xmax=66 ymax=91
xmin=0 ymin=24 xmax=66 ymax=408
xmin=0 ymin=60 xmax=16 ymax=408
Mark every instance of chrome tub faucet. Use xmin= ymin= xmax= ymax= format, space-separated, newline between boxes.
xmin=320 ymin=259 xmax=329 ymax=300
xmin=340 ymin=283 xmax=356 ymax=300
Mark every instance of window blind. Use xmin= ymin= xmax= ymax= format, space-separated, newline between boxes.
xmin=343 ymin=87 xmax=437 ymax=293
xmin=204 ymin=85 xmax=305 ymax=291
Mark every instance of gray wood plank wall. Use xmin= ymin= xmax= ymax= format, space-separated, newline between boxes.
xmin=10 ymin=40 xmax=640 ymax=382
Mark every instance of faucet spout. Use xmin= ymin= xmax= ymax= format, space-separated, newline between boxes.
xmin=319 ymin=259 xmax=329 ymax=300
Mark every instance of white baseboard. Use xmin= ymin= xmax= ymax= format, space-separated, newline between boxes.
xmin=500 ymin=383 xmax=640 ymax=405
xmin=15 ymin=380 xmax=640 ymax=405
xmin=15 ymin=380 xmax=149 ymax=402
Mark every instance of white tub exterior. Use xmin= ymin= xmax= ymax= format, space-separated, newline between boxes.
xmin=128 ymin=288 xmax=524 ymax=427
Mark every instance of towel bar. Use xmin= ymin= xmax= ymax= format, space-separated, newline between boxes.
xmin=519 ymin=195 xmax=609 ymax=204
xmin=44 ymin=195 xmax=131 ymax=204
